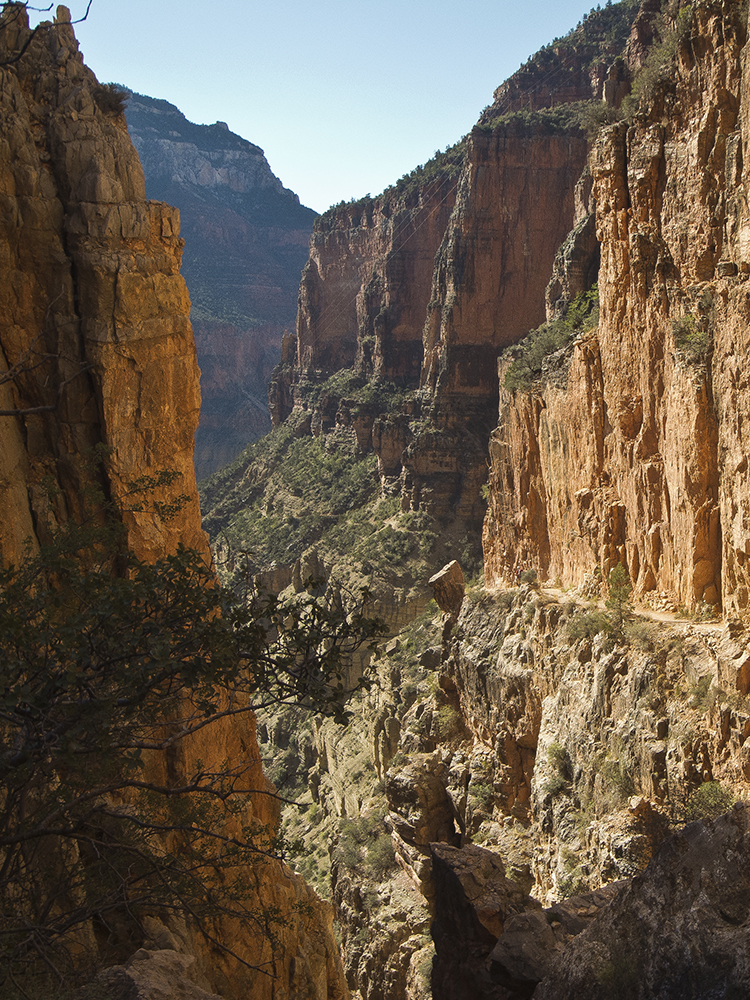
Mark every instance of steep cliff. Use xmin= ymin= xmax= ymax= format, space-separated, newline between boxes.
xmin=200 ymin=1 xmax=750 ymax=997
xmin=126 ymin=93 xmax=316 ymax=479
xmin=483 ymin=0 xmax=750 ymax=617
xmin=0 ymin=6 xmax=203 ymax=565
xmin=266 ymin=2 xmax=640 ymax=535
xmin=270 ymin=158 xmax=461 ymax=407
xmin=0 ymin=8 xmax=345 ymax=999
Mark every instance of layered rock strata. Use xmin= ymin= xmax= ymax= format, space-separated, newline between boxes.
xmin=407 ymin=127 xmax=587 ymax=524
xmin=272 ymin=125 xmax=588 ymax=529
xmin=0 ymin=8 xmax=346 ymax=999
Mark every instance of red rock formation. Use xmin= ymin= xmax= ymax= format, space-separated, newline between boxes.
xmin=484 ymin=0 xmax=750 ymax=614
xmin=402 ymin=126 xmax=588 ymax=525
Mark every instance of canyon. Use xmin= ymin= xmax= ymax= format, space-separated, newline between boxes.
xmin=3 ymin=1 xmax=750 ymax=999
xmin=213 ymin=0 xmax=750 ymax=997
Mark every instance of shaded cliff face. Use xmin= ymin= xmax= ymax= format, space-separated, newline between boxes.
xmin=0 ymin=6 xmax=204 ymax=565
xmin=402 ymin=127 xmax=588 ymax=525
xmin=484 ymin=0 xmax=750 ymax=614
xmin=125 ymin=93 xmax=316 ymax=479
xmin=292 ymin=172 xmax=459 ymax=386
xmin=0 ymin=9 xmax=346 ymax=1000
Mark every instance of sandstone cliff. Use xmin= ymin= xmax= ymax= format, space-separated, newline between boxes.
xmin=483 ymin=0 xmax=750 ymax=617
xmin=125 ymin=93 xmax=316 ymax=480
xmin=0 ymin=8 xmax=345 ymax=999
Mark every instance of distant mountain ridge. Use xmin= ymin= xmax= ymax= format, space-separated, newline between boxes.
xmin=125 ymin=92 xmax=317 ymax=478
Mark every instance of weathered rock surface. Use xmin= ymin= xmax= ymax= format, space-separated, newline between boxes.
xmin=429 ymin=838 xmax=625 ymax=1000
xmin=125 ymin=93 xmax=316 ymax=478
xmin=430 ymin=842 xmax=534 ymax=1000
xmin=429 ymin=560 xmax=465 ymax=616
xmin=534 ymin=803 xmax=750 ymax=999
xmin=0 ymin=5 xmax=204 ymax=566
xmin=93 ymin=949 xmax=224 ymax=1000
xmin=484 ymin=0 xmax=750 ymax=614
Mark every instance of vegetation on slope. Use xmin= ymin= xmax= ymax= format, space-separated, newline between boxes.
xmin=199 ymin=417 xmax=483 ymax=602
xmin=502 ymin=285 xmax=600 ymax=391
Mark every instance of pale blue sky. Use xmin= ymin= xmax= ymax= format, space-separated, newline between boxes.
xmin=31 ymin=1 xmax=603 ymax=212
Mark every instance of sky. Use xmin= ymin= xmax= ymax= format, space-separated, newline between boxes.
xmin=29 ymin=0 xmax=601 ymax=213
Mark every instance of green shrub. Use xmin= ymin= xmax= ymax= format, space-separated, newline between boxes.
xmin=579 ymin=100 xmax=622 ymax=138
xmin=94 ymin=82 xmax=129 ymax=116
xmin=566 ymin=608 xmax=611 ymax=642
xmin=366 ymin=834 xmax=397 ymax=877
xmin=470 ymin=781 xmax=494 ymax=810
xmin=599 ymin=757 xmax=635 ymax=803
xmin=622 ymin=6 xmax=693 ymax=115
xmin=672 ymin=314 xmax=711 ymax=364
xmin=689 ymin=675 xmax=715 ymax=713
xmin=434 ymin=704 xmax=462 ymax=740
xmin=547 ymin=741 xmax=569 ymax=776
xmin=558 ymin=866 xmax=589 ymax=899
xmin=684 ymin=782 xmax=736 ymax=822
xmin=503 ymin=286 xmax=599 ymax=391
xmin=606 ymin=563 xmax=633 ymax=639
xmin=624 ymin=618 xmax=656 ymax=651
xmin=543 ymin=774 xmax=568 ymax=798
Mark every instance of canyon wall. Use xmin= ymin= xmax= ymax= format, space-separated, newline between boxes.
xmin=268 ymin=3 xmax=642 ymax=536
xmin=272 ymin=126 xmax=588 ymax=529
xmin=275 ymin=173 xmax=459 ymax=398
xmin=483 ymin=0 xmax=750 ymax=615
xmin=405 ymin=127 xmax=588 ymax=524
xmin=0 ymin=8 xmax=345 ymax=998
xmin=126 ymin=93 xmax=316 ymax=479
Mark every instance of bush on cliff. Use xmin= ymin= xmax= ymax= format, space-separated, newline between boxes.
xmin=503 ymin=285 xmax=599 ymax=391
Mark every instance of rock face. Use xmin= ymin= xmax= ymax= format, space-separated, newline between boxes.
xmin=405 ymin=126 xmax=587 ymax=525
xmin=272 ymin=174 xmax=458 ymax=406
xmin=270 ymin=127 xmax=588 ymax=532
xmin=534 ymin=803 xmax=750 ymax=1000
xmin=125 ymin=93 xmax=316 ymax=479
xmin=0 ymin=9 xmax=346 ymax=1000
xmin=199 ymin=2 xmax=750 ymax=997
xmin=483 ymin=0 xmax=750 ymax=614
xmin=0 ymin=5 xmax=204 ymax=566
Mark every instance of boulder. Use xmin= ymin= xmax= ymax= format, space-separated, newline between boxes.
xmin=429 ymin=561 xmax=465 ymax=616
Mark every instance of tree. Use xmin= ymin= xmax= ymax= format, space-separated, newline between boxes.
xmin=0 ymin=477 xmax=385 ymax=996
xmin=605 ymin=562 xmax=633 ymax=641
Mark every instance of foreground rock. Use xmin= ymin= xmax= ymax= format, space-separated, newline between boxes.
xmin=430 ymin=842 xmax=622 ymax=1000
xmin=535 ymin=803 xmax=750 ymax=999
